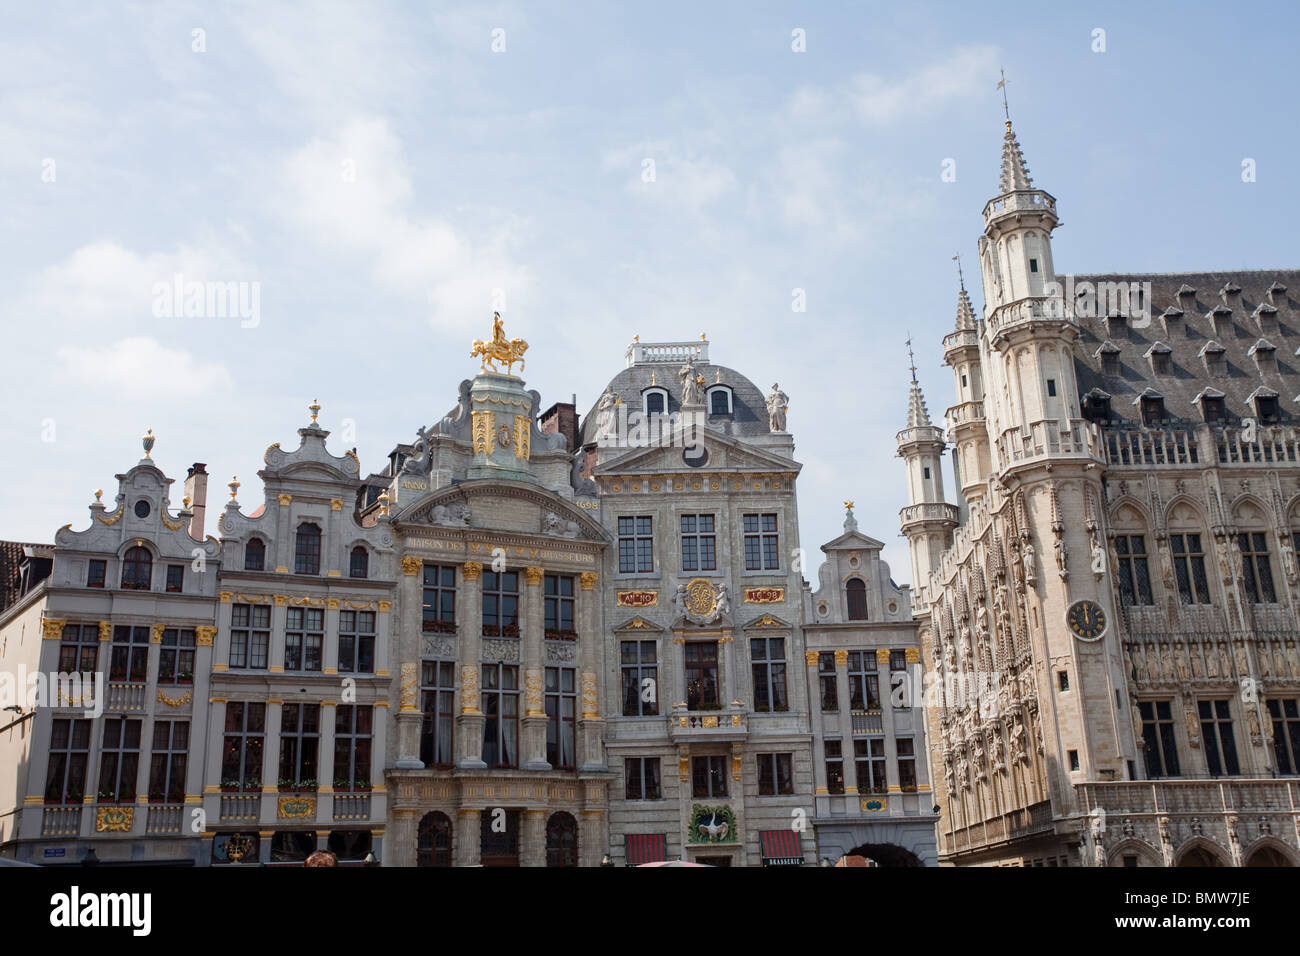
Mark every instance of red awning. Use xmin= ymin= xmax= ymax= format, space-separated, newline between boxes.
xmin=760 ymin=829 xmax=804 ymax=865
xmin=626 ymin=833 xmax=667 ymax=866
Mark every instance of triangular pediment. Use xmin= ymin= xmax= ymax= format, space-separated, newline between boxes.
xmin=596 ymin=429 xmax=799 ymax=476
xmin=742 ymin=612 xmax=793 ymax=630
xmin=821 ymin=528 xmax=887 ymax=552
xmin=614 ymin=615 xmax=664 ymax=633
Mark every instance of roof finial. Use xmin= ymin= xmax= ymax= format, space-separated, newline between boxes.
xmin=997 ymin=67 xmax=1010 ymax=124
xmin=906 ymin=334 xmax=917 ymax=384
xmin=953 ymin=253 xmax=965 ymax=292
xmin=309 ymin=399 xmax=320 ymax=424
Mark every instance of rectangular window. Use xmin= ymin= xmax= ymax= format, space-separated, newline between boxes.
xmin=1169 ymin=534 xmax=1212 ymax=605
xmin=824 ymin=740 xmax=845 ymax=795
xmin=818 ymin=653 xmax=838 ymax=712
xmin=278 ymin=703 xmax=320 ymax=789
xmin=87 ymin=559 xmax=106 ymax=589
xmin=847 ymin=651 xmax=880 ymax=711
xmin=110 ymin=625 xmax=150 ymax=684
xmin=742 ymin=513 xmax=780 ymax=571
xmin=544 ymin=574 xmax=576 ymax=639
xmin=1199 ymin=699 xmax=1240 ymax=776
xmin=691 ymin=755 xmax=728 ymax=798
xmin=338 ymin=610 xmax=375 ymax=674
xmin=684 ymin=641 xmax=719 ymax=709
xmin=617 ymin=515 xmax=654 ymax=574
xmin=44 ymin=718 xmax=91 ymax=804
xmin=333 ymin=705 xmax=373 ymax=791
xmin=221 ymin=702 xmax=266 ymax=789
xmin=889 ymin=649 xmax=908 ymax=673
xmin=482 ymin=570 xmax=520 ymax=637
xmin=897 ymin=738 xmax=917 ymax=791
xmin=1046 ymin=378 xmax=1056 ymax=396
xmin=751 ymin=638 xmax=788 ymax=712
xmin=757 ymin=753 xmax=794 ymax=796
xmin=680 ymin=513 xmax=717 ymax=572
xmin=482 ymin=664 xmax=519 ymax=768
xmin=159 ymin=628 xmax=196 ymax=686
xmin=1058 ymin=671 xmax=1070 ymax=692
xmin=284 ymin=606 xmax=324 ymax=672
xmin=57 ymin=623 xmax=99 ymax=675
xmin=420 ymin=660 xmax=457 ymax=768
xmin=97 ymin=718 xmax=141 ymax=803
xmin=1114 ymin=535 xmax=1154 ymax=606
xmin=421 ymin=564 xmax=457 ymax=633
xmin=148 ymin=720 xmax=188 ymax=803
xmin=855 ymin=738 xmax=887 ymax=793
xmin=625 ymin=757 xmax=662 ymax=800
xmin=621 ymin=640 xmax=658 ymax=717
xmin=1267 ymin=699 xmax=1300 ymax=775
xmin=1238 ymin=532 xmax=1277 ymax=604
xmin=1139 ymin=700 xmax=1180 ymax=778
xmin=1029 ymin=258 xmax=1039 ymax=273
xmin=229 ymin=603 xmax=270 ymax=669
xmin=165 ymin=564 xmax=184 ymax=593
xmin=294 ymin=527 xmax=321 ymax=575
xmin=545 ymin=666 xmax=577 ymax=770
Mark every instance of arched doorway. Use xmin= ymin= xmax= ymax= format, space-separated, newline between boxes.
xmin=546 ymin=812 xmax=578 ymax=867
xmin=846 ymin=843 xmax=923 ymax=867
xmin=1176 ymin=844 xmax=1225 ymax=867
xmin=1245 ymin=844 xmax=1294 ymax=867
xmin=417 ymin=812 xmax=452 ymax=867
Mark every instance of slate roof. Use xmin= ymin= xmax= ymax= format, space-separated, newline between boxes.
xmin=1070 ymin=270 xmax=1300 ymax=426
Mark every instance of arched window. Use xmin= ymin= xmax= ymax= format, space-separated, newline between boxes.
xmin=244 ymin=538 xmax=265 ymax=571
xmin=349 ymin=546 xmax=369 ymax=579
xmin=121 ymin=546 xmax=152 ymax=590
xmin=846 ymin=578 xmax=868 ymax=621
xmin=708 ymin=386 xmax=733 ymax=416
xmin=643 ymin=387 xmax=668 ymax=415
xmin=417 ymin=811 xmax=453 ymax=867
xmin=294 ymin=523 xmax=321 ymax=575
xmin=545 ymin=811 xmax=578 ymax=867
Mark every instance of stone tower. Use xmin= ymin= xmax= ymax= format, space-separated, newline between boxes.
xmin=897 ymin=365 xmax=959 ymax=602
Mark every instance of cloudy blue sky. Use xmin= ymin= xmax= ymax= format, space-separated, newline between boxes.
xmin=2 ymin=1 xmax=1297 ymax=586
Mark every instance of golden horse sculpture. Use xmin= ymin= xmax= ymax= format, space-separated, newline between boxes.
xmin=471 ymin=312 xmax=529 ymax=375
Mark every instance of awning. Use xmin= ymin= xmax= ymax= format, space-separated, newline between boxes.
xmin=626 ymin=833 xmax=667 ymax=866
xmin=760 ymin=829 xmax=804 ymax=865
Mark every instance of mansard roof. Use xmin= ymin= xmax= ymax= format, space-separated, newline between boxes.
xmin=1071 ymin=270 xmax=1300 ymax=426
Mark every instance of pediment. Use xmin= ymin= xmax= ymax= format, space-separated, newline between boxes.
xmin=821 ymin=528 xmax=886 ymax=552
xmin=596 ymin=429 xmax=798 ymax=476
xmin=614 ymin=615 xmax=664 ymax=633
xmin=742 ymin=612 xmax=793 ymax=630
xmin=394 ymin=478 xmax=608 ymax=542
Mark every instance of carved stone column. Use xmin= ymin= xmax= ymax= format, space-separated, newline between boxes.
xmin=456 ymin=808 xmax=481 ymax=866
xmin=456 ymin=561 xmax=486 ymax=769
xmin=388 ymin=808 xmax=418 ymax=868
xmin=577 ymin=570 xmax=604 ymax=770
xmin=521 ymin=808 xmax=548 ymax=867
xmin=522 ymin=566 xmax=550 ymax=770
xmin=396 ymin=557 xmax=424 ymax=769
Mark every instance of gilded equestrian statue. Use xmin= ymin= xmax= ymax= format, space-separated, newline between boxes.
xmin=470 ymin=312 xmax=529 ymax=375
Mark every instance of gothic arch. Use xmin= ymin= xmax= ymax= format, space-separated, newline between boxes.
xmin=1109 ymin=497 xmax=1153 ymax=530
xmin=1242 ymin=836 xmax=1299 ymax=867
xmin=1283 ymin=492 xmax=1300 ymax=526
xmin=1173 ymin=837 xmax=1229 ymax=867
xmin=1230 ymin=493 xmax=1274 ymax=528
xmin=1107 ymin=838 xmax=1161 ymax=867
xmin=1164 ymin=495 xmax=1208 ymax=530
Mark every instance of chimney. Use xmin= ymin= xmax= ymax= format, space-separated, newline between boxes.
xmin=185 ymin=463 xmax=209 ymax=539
xmin=539 ymin=401 xmax=579 ymax=453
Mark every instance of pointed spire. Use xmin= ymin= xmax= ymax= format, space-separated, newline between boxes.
xmin=955 ymin=286 xmax=976 ymax=331
xmin=907 ymin=376 xmax=933 ymax=428
xmin=998 ymin=119 xmax=1033 ymax=194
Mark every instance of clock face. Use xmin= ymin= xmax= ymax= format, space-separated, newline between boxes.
xmin=1066 ymin=600 xmax=1107 ymax=641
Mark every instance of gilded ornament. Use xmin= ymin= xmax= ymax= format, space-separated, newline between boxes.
xmin=470 ymin=311 xmax=529 ymax=375
xmin=401 ymin=556 xmax=423 ymax=576
xmin=525 ymin=566 xmax=544 ymax=586
xmin=157 ymin=690 xmax=192 ymax=708
xmin=278 ymin=494 xmax=292 ymax=506
xmin=513 ymin=414 xmax=531 ymax=460
xmin=580 ymin=571 xmax=599 ymax=591
xmin=463 ymin=561 xmax=483 ymax=581
xmin=41 ymin=619 xmax=67 ymax=641
xmin=95 ymin=806 xmax=134 ymax=832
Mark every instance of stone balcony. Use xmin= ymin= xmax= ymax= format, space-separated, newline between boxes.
xmin=995 ymin=418 xmax=1104 ymax=472
xmin=1075 ymin=778 xmax=1300 ymax=817
xmin=899 ymin=502 xmax=959 ymax=536
xmin=626 ymin=340 xmax=709 ymax=367
xmin=982 ymin=189 xmax=1057 ymax=227
xmin=985 ymin=295 xmax=1074 ymax=348
xmin=668 ymin=705 xmax=748 ymax=742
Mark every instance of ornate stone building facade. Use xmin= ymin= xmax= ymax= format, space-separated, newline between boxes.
xmin=585 ymin=338 xmax=817 ymax=866
xmin=802 ymin=505 xmax=937 ymax=866
xmin=901 ymin=115 xmax=1300 ymax=866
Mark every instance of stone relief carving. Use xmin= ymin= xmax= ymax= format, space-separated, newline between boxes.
xmin=543 ymin=511 xmax=580 ymax=537
xmin=482 ymin=639 xmax=521 ymax=662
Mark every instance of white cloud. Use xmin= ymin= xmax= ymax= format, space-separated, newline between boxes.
xmin=57 ymin=336 xmax=232 ymax=397
xmin=602 ymin=140 xmax=738 ymax=213
xmin=850 ymin=46 xmax=1000 ymax=124
xmin=278 ymin=117 xmax=531 ymax=329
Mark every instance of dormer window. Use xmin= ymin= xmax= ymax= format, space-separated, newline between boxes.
xmin=1249 ymin=388 xmax=1281 ymax=424
xmin=1160 ymin=306 xmax=1183 ymax=338
xmin=1248 ymin=339 xmax=1277 ymax=374
xmin=1081 ymin=388 xmax=1111 ymax=424
xmin=643 ymin=387 xmax=668 ymax=416
xmin=1253 ymin=303 xmax=1279 ymax=336
xmin=1199 ymin=341 xmax=1226 ymax=375
xmin=1095 ymin=340 xmax=1121 ymax=376
xmin=1144 ymin=342 xmax=1172 ymax=375
xmin=1134 ymin=389 xmax=1166 ymax=426
xmin=707 ymin=385 xmax=733 ymax=416
xmin=1207 ymin=305 xmax=1233 ymax=338
xmin=1267 ymin=281 xmax=1287 ymax=307
xmin=1104 ymin=314 xmax=1127 ymax=339
xmin=1193 ymin=388 xmax=1225 ymax=423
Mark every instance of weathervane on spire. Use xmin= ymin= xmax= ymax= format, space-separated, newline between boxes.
xmin=906 ymin=335 xmax=917 ymax=384
xmin=997 ymin=68 xmax=1010 ymax=122
xmin=953 ymin=253 xmax=965 ymax=292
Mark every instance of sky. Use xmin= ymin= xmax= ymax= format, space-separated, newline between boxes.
xmin=2 ymin=1 xmax=1298 ymax=588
